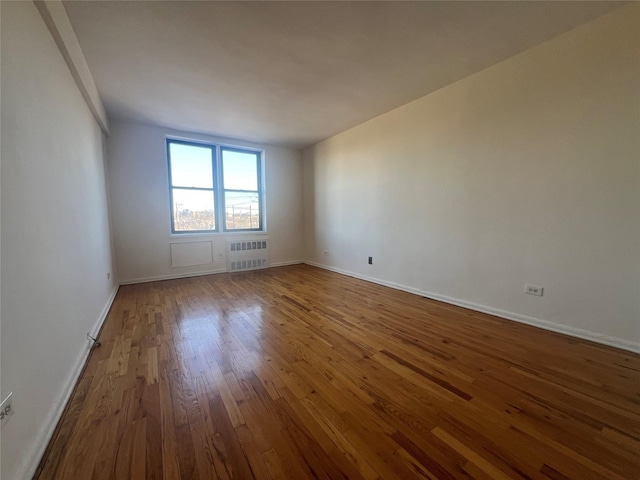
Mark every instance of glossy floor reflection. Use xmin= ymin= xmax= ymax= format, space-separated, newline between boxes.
xmin=36 ymin=265 xmax=640 ymax=479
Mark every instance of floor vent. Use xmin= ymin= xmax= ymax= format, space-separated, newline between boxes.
xmin=228 ymin=240 xmax=269 ymax=272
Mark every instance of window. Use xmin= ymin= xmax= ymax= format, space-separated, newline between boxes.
xmin=222 ymin=148 xmax=262 ymax=231
xmin=167 ymin=139 xmax=263 ymax=233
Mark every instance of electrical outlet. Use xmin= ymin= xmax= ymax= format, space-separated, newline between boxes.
xmin=525 ymin=284 xmax=543 ymax=296
xmin=368 ymin=256 xmax=373 ymax=265
xmin=107 ymin=272 xmax=111 ymax=280
xmin=0 ymin=392 xmax=13 ymax=426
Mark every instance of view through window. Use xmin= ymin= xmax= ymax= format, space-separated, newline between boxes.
xmin=168 ymin=139 xmax=263 ymax=233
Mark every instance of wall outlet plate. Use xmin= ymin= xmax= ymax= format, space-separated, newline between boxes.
xmin=525 ymin=284 xmax=543 ymax=296
xmin=1 ymin=392 xmax=13 ymax=426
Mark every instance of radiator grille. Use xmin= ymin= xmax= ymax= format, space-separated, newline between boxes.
xmin=227 ymin=240 xmax=269 ymax=272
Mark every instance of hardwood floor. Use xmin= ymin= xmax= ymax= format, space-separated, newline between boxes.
xmin=35 ymin=264 xmax=640 ymax=479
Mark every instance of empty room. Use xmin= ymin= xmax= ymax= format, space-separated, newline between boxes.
xmin=1 ymin=1 xmax=639 ymax=479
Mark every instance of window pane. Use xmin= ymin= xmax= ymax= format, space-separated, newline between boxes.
xmin=170 ymin=143 xmax=213 ymax=188
xmin=222 ymin=150 xmax=258 ymax=191
xmin=172 ymin=189 xmax=215 ymax=231
xmin=225 ymin=191 xmax=260 ymax=230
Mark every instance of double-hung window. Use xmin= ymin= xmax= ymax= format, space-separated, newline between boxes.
xmin=167 ymin=139 xmax=263 ymax=233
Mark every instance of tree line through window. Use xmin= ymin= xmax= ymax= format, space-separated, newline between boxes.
xmin=167 ymin=139 xmax=263 ymax=233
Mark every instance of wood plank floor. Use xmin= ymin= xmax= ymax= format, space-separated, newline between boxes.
xmin=35 ymin=264 xmax=640 ymax=479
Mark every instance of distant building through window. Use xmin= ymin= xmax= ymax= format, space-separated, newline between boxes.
xmin=167 ymin=139 xmax=264 ymax=233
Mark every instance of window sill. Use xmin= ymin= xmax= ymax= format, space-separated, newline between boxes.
xmin=169 ymin=230 xmax=267 ymax=239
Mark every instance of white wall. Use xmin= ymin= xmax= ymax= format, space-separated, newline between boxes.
xmin=0 ymin=3 xmax=117 ymax=479
xmin=107 ymin=121 xmax=304 ymax=283
xmin=303 ymin=5 xmax=640 ymax=351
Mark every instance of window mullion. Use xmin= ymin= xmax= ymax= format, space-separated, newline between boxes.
xmin=215 ymin=144 xmax=224 ymax=232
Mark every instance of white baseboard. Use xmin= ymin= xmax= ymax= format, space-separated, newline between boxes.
xmin=304 ymin=261 xmax=639 ymax=354
xmin=24 ymin=286 xmax=119 ymax=480
xmin=120 ymin=261 xmax=304 ymax=285
xmin=270 ymin=260 xmax=304 ymax=268
xmin=119 ymin=267 xmax=228 ymax=285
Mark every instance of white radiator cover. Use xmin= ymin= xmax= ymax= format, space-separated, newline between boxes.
xmin=227 ymin=239 xmax=269 ymax=272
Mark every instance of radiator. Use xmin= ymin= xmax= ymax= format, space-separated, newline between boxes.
xmin=227 ymin=239 xmax=269 ymax=272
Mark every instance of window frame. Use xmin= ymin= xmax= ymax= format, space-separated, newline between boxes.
xmin=167 ymin=138 xmax=265 ymax=235
xmin=221 ymin=146 xmax=264 ymax=233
